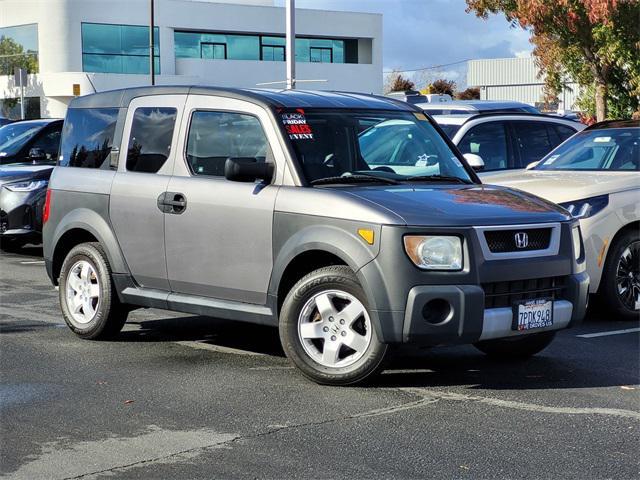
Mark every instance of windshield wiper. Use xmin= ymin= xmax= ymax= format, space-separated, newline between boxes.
xmin=405 ymin=174 xmax=473 ymax=184
xmin=311 ymin=174 xmax=401 ymax=186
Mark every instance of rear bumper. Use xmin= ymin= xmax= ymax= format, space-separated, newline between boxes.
xmin=399 ymin=271 xmax=589 ymax=345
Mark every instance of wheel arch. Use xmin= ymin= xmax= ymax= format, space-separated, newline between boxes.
xmin=269 ymin=223 xmax=382 ymax=315
xmin=49 ymin=208 xmax=128 ymax=284
xmin=598 ymin=220 xmax=640 ymax=293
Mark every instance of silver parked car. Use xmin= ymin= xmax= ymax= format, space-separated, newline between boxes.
xmin=43 ymin=87 xmax=589 ymax=385
xmin=432 ymin=113 xmax=584 ymax=172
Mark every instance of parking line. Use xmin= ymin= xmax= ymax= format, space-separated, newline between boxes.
xmin=20 ymin=260 xmax=45 ymax=265
xmin=576 ymin=328 xmax=640 ymax=339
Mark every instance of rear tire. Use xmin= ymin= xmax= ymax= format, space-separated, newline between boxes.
xmin=279 ymin=266 xmax=388 ymax=386
xmin=474 ymin=331 xmax=556 ymax=359
xmin=59 ymin=242 xmax=128 ymax=339
xmin=599 ymin=229 xmax=639 ymax=321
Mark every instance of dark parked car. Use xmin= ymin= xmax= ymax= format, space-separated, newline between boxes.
xmin=0 ymin=119 xmax=63 ymax=249
xmin=0 ymin=117 xmax=13 ymax=127
xmin=0 ymin=119 xmax=63 ymax=165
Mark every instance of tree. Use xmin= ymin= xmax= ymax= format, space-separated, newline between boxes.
xmin=456 ymin=87 xmax=481 ymax=100
xmin=384 ymin=71 xmax=415 ymax=93
xmin=0 ymin=36 xmax=38 ymax=76
xmin=428 ymin=79 xmax=457 ymax=96
xmin=466 ymin=0 xmax=640 ymax=121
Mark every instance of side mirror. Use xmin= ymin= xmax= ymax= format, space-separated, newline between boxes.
xmin=224 ymin=157 xmax=274 ymax=183
xmin=526 ymin=160 xmax=541 ymax=170
xmin=463 ymin=153 xmax=485 ymax=171
xmin=28 ymin=147 xmax=47 ymax=161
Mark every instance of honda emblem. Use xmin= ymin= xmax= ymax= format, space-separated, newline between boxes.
xmin=514 ymin=232 xmax=529 ymax=249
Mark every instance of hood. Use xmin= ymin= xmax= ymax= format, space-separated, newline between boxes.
xmin=483 ymin=169 xmax=639 ymax=204
xmin=0 ymin=164 xmax=54 ymax=186
xmin=342 ymin=184 xmax=570 ymax=226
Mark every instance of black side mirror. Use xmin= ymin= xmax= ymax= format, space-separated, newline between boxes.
xmin=29 ymin=147 xmax=47 ymax=161
xmin=224 ymin=157 xmax=274 ymax=183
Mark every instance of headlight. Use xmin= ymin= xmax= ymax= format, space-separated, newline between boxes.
xmin=3 ymin=180 xmax=48 ymax=192
xmin=572 ymin=226 xmax=583 ymax=260
xmin=404 ymin=235 xmax=463 ymax=270
xmin=560 ymin=194 xmax=608 ymax=219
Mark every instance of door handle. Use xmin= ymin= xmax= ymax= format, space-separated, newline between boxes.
xmin=157 ymin=192 xmax=187 ymax=214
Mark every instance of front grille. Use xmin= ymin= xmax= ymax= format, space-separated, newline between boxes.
xmin=484 ymin=228 xmax=551 ymax=253
xmin=482 ymin=276 xmax=567 ymax=309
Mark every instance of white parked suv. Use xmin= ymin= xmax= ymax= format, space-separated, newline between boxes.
xmin=485 ymin=120 xmax=639 ymax=320
xmin=432 ymin=113 xmax=585 ymax=172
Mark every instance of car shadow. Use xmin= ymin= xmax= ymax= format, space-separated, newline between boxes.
xmin=0 ymin=243 xmax=43 ymax=258
xmin=113 ymin=313 xmax=639 ymax=391
xmin=377 ymin=343 xmax=639 ymax=391
xmin=118 ymin=315 xmax=285 ymax=357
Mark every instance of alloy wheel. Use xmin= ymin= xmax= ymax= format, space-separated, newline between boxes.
xmin=65 ymin=260 xmax=101 ymax=325
xmin=616 ymin=240 xmax=640 ymax=312
xmin=297 ymin=289 xmax=373 ymax=368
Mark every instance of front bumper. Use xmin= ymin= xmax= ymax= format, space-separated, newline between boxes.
xmin=357 ymin=222 xmax=589 ymax=346
xmin=0 ymin=187 xmax=46 ymax=241
xmin=400 ymin=271 xmax=588 ymax=345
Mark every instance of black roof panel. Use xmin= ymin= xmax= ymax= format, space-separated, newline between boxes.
xmin=68 ymin=86 xmax=416 ymax=111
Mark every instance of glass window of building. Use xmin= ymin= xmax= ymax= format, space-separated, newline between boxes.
xmin=82 ymin=23 xmax=160 ymax=75
xmin=174 ymin=31 xmax=355 ymax=64
xmin=0 ymin=24 xmax=39 ymax=74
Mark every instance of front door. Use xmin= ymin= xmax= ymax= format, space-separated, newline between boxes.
xmin=109 ymin=95 xmax=185 ymax=291
xmin=164 ymin=96 xmax=282 ymax=304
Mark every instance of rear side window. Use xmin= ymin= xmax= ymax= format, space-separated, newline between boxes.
xmin=59 ymin=108 xmax=118 ymax=168
xmin=553 ymin=124 xmax=577 ymax=143
xmin=511 ymin=121 xmax=554 ymax=166
xmin=186 ymin=111 xmax=270 ymax=177
xmin=126 ymin=107 xmax=177 ymax=173
xmin=458 ymin=122 xmax=509 ymax=171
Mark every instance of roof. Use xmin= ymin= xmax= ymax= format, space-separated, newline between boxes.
xmin=431 ymin=112 xmax=581 ymax=126
xmin=584 ymin=120 xmax=640 ymax=131
xmin=68 ymin=86 xmax=417 ymax=112
xmin=416 ymin=100 xmax=535 ymax=111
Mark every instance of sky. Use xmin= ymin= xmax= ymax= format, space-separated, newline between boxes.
xmin=277 ymin=0 xmax=533 ymax=89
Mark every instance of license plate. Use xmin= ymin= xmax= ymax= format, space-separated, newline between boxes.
xmin=512 ymin=298 xmax=553 ymax=332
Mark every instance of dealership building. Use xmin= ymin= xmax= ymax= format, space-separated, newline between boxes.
xmin=467 ymin=57 xmax=581 ymax=111
xmin=0 ymin=0 xmax=382 ymax=119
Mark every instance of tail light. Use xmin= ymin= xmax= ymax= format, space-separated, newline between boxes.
xmin=43 ymin=189 xmax=52 ymax=224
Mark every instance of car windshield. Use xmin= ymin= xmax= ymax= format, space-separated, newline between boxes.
xmin=282 ymin=109 xmax=473 ymax=185
xmin=535 ymin=127 xmax=639 ymax=171
xmin=0 ymin=123 xmax=42 ymax=156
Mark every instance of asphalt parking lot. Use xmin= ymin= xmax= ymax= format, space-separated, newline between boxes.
xmin=1 ymin=246 xmax=639 ymax=480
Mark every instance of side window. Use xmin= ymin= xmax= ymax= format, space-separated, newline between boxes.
xmin=511 ymin=121 xmax=554 ymax=167
xmin=458 ymin=122 xmax=508 ymax=171
xmin=186 ymin=111 xmax=270 ymax=177
xmin=553 ymin=124 xmax=577 ymax=143
xmin=126 ymin=107 xmax=177 ymax=173
xmin=59 ymin=108 xmax=119 ymax=168
xmin=31 ymin=128 xmax=62 ymax=160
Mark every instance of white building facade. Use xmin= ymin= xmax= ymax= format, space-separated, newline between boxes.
xmin=0 ymin=0 xmax=383 ymax=119
xmin=467 ymin=57 xmax=581 ymax=111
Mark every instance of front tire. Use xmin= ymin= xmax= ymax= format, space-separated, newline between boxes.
xmin=599 ymin=230 xmax=640 ymax=321
xmin=59 ymin=242 xmax=128 ymax=339
xmin=279 ymin=266 xmax=388 ymax=386
xmin=474 ymin=331 xmax=556 ymax=359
